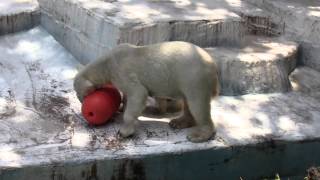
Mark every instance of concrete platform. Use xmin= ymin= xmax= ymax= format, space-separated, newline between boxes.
xmin=206 ymin=36 xmax=298 ymax=95
xmin=1 ymin=27 xmax=320 ymax=179
xmin=0 ymin=0 xmax=40 ymax=35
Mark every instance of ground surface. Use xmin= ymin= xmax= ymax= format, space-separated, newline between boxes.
xmin=307 ymin=167 xmax=320 ymax=180
xmin=1 ymin=27 xmax=320 ymax=170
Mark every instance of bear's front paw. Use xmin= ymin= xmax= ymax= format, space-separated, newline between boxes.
xmin=187 ymin=125 xmax=216 ymax=143
xmin=119 ymin=124 xmax=136 ymax=138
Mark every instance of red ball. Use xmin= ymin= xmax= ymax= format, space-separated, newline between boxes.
xmin=81 ymin=85 xmax=121 ymax=125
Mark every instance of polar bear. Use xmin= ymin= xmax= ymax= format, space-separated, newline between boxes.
xmin=74 ymin=41 xmax=219 ymax=142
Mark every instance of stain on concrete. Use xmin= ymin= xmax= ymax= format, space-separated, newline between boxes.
xmin=51 ymin=168 xmax=66 ymax=180
xmin=79 ymin=162 xmax=100 ymax=180
xmin=0 ymin=89 xmax=17 ymax=119
xmin=22 ymin=60 xmax=75 ymax=127
xmin=111 ymin=159 xmax=146 ymax=180
xmin=104 ymin=136 xmax=124 ymax=150
xmin=87 ymin=162 xmax=99 ymax=180
xmin=38 ymin=94 xmax=70 ymax=118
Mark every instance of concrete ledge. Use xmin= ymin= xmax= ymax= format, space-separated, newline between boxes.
xmin=0 ymin=0 xmax=40 ymax=35
xmin=206 ymin=36 xmax=298 ymax=95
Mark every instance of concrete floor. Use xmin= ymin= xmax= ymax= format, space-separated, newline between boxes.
xmin=0 ymin=27 xmax=320 ymax=179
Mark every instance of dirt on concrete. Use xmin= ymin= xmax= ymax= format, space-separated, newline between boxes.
xmin=306 ymin=166 xmax=320 ymax=180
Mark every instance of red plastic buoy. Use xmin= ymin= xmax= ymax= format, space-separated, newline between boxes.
xmin=81 ymin=85 xmax=121 ymax=125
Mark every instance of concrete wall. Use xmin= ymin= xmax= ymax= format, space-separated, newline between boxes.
xmin=1 ymin=140 xmax=320 ymax=180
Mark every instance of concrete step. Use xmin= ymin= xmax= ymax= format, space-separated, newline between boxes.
xmin=243 ymin=0 xmax=320 ymax=71
xmin=38 ymin=0 xmax=246 ymax=64
xmin=1 ymin=27 xmax=320 ymax=180
xmin=208 ymin=0 xmax=284 ymax=36
xmin=0 ymin=0 xmax=40 ymax=35
xmin=206 ymin=36 xmax=298 ymax=95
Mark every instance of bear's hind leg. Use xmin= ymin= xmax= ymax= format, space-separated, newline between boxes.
xmin=184 ymin=91 xmax=216 ymax=143
xmin=169 ymin=100 xmax=195 ymax=129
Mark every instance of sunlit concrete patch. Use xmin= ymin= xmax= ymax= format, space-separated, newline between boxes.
xmin=0 ymin=0 xmax=39 ymax=35
xmin=212 ymin=92 xmax=320 ymax=145
xmin=0 ymin=146 xmax=21 ymax=167
xmin=71 ymin=131 xmax=91 ymax=148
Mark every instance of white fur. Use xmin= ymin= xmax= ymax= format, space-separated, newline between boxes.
xmin=74 ymin=41 xmax=219 ymax=142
